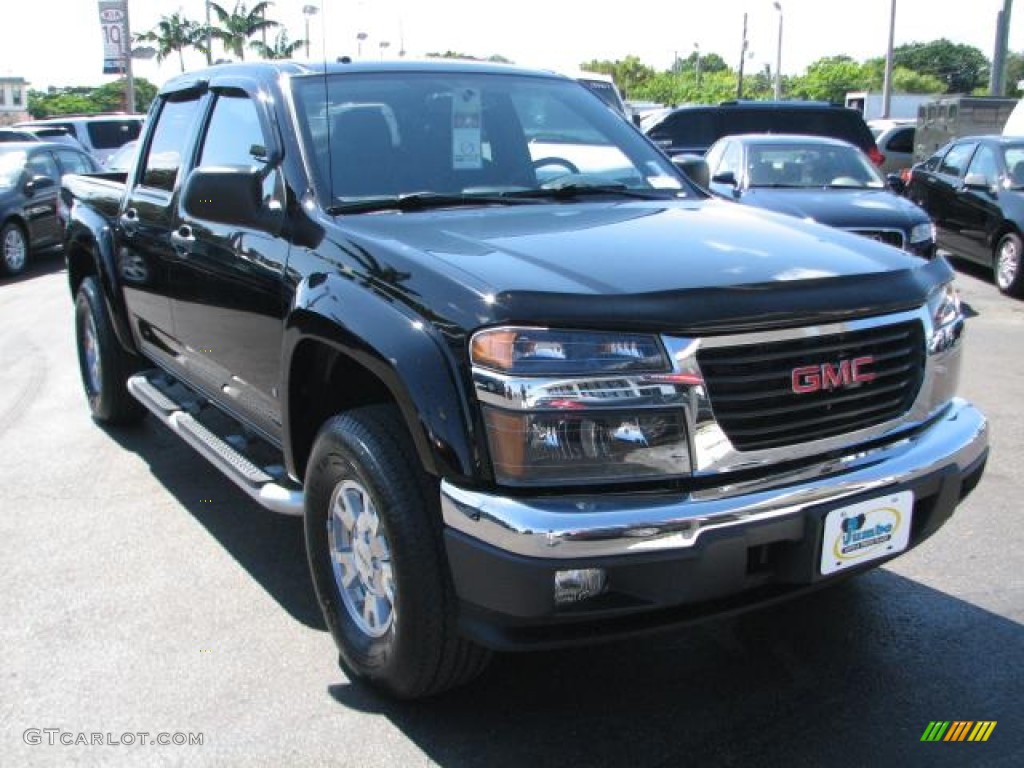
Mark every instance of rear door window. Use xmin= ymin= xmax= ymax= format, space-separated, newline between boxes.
xmin=54 ymin=148 xmax=96 ymax=174
xmin=938 ymin=142 xmax=977 ymax=178
xmin=887 ymin=126 xmax=914 ymax=154
xmin=86 ymin=119 xmax=142 ymax=150
xmin=140 ymin=96 xmax=202 ymax=192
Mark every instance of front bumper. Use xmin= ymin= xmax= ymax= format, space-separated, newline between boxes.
xmin=441 ymin=398 xmax=988 ymax=650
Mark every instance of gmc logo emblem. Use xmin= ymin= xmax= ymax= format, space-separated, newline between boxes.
xmin=791 ymin=356 xmax=876 ymax=394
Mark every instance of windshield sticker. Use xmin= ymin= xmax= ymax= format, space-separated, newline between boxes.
xmin=452 ymin=88 xmax=483 ymax=170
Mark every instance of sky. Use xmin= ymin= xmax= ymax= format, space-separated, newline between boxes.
xmin=1 ymin=0 xmax=1020 ymax=91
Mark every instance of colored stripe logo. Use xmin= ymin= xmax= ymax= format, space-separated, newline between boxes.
xmin=921 ymin=721 xmax=996 ymax=742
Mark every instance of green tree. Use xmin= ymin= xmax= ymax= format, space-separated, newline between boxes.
xmin=789 ymin=55 xmax=869 ymax=103
xmin=134 ymin=12 xmax=200 ymax=72
xmin=28 ymin=79 xmax=157 ymax=118
xmin=249 ymin=29 xmax=303 ymax=60
xmin=578 ymin=56 xmax=656 ymax=98
xmin=1005 ymin=51 xmax=1024 ymax=97
xmin=208 ymin=1 xmax=278 ymax=61
xmin=892 ymin=39 xmax=989 ymax=94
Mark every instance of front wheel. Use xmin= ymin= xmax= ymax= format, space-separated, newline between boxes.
xmin=304 ymin=405 xmax=490 ymax=699
xmin=994 ymin=232 xmax=1024 ymax=297
xmin=1 ymin=221 xmax=29 ymax=277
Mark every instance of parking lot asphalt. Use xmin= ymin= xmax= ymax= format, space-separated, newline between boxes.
xmin=2 ymin=250 xmax=1022 ymax=767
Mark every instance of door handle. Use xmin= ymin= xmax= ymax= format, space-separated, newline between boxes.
xmin=119 ymin=207 xmax=139 ymax=234
xmin=171 ymin=225 xmax=195 ymax=256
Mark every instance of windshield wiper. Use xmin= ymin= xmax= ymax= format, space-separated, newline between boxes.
xmin=326 ymin=191 xmax=542 ymax=215
xmin=501 ymin=182 xmax=678 ymax=201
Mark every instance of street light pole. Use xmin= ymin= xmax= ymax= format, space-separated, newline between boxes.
xmin=773 ymin=2 xmax=783 ymax=100
xmin=881 ymin=0 xmax=896 ymax=118
xmin=302 ymin=5 xmax=319 ymax=59
xmin=123 ymin=0 xmax=135 ymax=112
xmin=737 ymin=12 xmax=748 ymax=99
xmin=694 ymin=42 xmax=701 ymax=90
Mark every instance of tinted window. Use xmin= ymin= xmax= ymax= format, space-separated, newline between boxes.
xmin=141 ymin=97 xmax=201 ymax=192
xmin=938 ymin=142 xmax=977 ymax=177
xmin=966 ymin=145 xmax=998 ymax=185
xmin=651 ymin=110 xmax=717 ymax=149
xmin=54 ymin=149 xmax=96 ymax=174
xmin=86 ymin=119 xmax=142 ymax=149
xmin=200 ymin=93 xmax=266 ymax=167
xmin=887 ymin=126 xmax=914 ymax=153
xmin=26 ymin=150 xmax=59 ymax=180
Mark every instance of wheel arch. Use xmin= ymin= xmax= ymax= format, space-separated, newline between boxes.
xmin=283 ymin=276 xmax=480 ymax=486
xmin=64 ymin=212 xmax=138 ymax=355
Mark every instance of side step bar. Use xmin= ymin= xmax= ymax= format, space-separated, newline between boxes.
xmin=127 ymin=372 xmax=304 ymax=516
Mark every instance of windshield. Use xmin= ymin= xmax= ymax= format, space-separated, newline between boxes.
xmin=0 ymin=149 xmax=27 ymax=190
xmin=746 ymin=143 xmax=885 ymax=188
xmin=290 ymin=71 xmax=685 ymax=209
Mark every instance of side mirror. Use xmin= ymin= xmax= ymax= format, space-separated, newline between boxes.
xmin=886 ymin=173 xmax=906 ymax=195
xmin=181 ymin=165 xmax=278 ymax=232
xmin=24 ymin=174 xmax=56 ymax=196
xmin=671 ymin=154 xmax=710 ymax=189
xmin=711 ymin=171 xmax=738 ymax=187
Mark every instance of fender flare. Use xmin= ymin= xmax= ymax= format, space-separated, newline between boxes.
xmin=282 ymin=272 xmax=480 ymax=484
xmin=64 ymin=203 xmax=138 ymax=355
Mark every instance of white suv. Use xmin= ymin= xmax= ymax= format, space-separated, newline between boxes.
xmin=14 ymin=115 xmax=143 ymax=164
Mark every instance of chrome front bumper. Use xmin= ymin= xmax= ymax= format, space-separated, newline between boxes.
xmin=441 ymin=398 xmax=988 ymax=560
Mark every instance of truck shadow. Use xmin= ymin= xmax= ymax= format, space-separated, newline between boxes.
xmin=328 ymin=571 xmax=1023 ymax=767
xmin=105 ymin=419 xmax=325 ymax=630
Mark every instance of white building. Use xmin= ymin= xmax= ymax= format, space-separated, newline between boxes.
xmin=0 ymin=77 xmax=30 ymax=126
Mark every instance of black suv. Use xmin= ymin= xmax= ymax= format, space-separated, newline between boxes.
xmin=645 ymin=100 xmax=883 ymax=165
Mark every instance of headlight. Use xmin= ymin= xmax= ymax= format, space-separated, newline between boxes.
xmin=471 ymin=328 xmax=692 ymax=486
xmin=910 ymin=221 xmax=936 ymax=243
xmin=472 ymin=328 xmax=669 ymax=374
xmin=927 ymin=281 xmax=964 ymax=355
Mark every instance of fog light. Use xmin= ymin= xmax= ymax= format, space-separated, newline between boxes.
xmin=554 ymin=568 xmax=607 ymax=605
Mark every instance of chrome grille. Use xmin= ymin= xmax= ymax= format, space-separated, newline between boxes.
xmin=697 ymin=320 xmax=925 ymax=451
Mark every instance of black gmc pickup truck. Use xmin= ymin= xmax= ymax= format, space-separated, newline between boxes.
xmin=61 ymin=60 xmax=988 ymax=699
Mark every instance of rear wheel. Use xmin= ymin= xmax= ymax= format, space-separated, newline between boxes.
xmin=304 ymin=405 xmax=490 ymax=699
xmin=994 ymin=232 xmax=1024 ymax=297
xmin=74 ymin=276 xmax=145 ymax=425
xmin=1 ymin=221 xmax=28 ymax=277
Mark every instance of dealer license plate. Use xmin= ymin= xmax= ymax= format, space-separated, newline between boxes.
xmin=820 ymin=491 xmax=914 ymax=576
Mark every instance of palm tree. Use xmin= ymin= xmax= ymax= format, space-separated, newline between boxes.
xmin=208 ymin=1 xmax=279 ymax=61
xmin=134 ymin=12 xmax=201 ymax=72
xmin=250 ymin=30 xmax=305 ymax=60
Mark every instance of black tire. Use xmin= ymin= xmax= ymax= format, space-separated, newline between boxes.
xmin=304 ymin=405 xmax=490 ymax=699
xmin=1 ymin=220 xmax=29 ymax=277
xmin=74 ymin=276 xmax=145 ymax=425
xmin=994 ymin=232 xmax=1024 ymax=298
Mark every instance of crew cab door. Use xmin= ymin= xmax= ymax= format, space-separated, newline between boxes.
xmin=120 ymin=91 xmax=203 ymax=367
xmin=169 ymin=84 xmax=288 ymax=441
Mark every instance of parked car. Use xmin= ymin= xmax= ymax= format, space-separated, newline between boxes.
xmin=869 ymin=118 xmax=916 ymax=175
xmin=644 ymin=100 xmax=883 ymax=165
xmin=13 ymin=115 xmax=143 ymax=164
xmin=906 ymin=134 xmax=1024 ymax=296
xmin=703 ymin=134 xmax=935 ymax=258
xmin=0 ymin=141 xmax=100 ymax=276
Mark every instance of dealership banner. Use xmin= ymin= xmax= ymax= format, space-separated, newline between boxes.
xmin=98 ymin=0 xmax=128 ymax=75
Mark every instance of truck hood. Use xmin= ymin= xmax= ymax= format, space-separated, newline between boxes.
xmin=739 ymin=188 xmax=929 ymax=229
xmin=333 ymin=199 xmax=951 ymax=333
